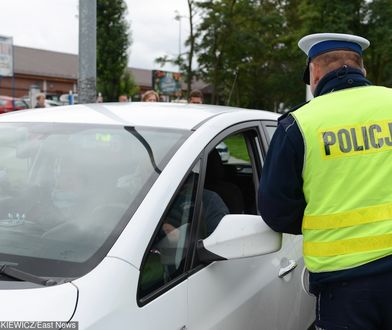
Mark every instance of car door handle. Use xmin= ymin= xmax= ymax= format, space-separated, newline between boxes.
xmin=278 ymin=259 xmax=297 ymax=278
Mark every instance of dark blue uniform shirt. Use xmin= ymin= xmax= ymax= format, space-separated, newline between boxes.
xmin=258 ymin=66 xmax=392 ymax=292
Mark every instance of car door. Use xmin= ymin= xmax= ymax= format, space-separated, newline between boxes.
xmin=136 ymin=164 xmax=202 ymax=330
xmin=259 ymin=119 xmax=315 ymax=329
xmin=136 ymin=120 xmax=314 ymax=330
xmin=136 ymin=124 xmax=275 ymax=330
xmin=186 ymin=122 xmax=314 ymax=330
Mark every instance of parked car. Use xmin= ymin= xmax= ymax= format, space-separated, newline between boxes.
xmin=45 ymin=99 xmax=63 ymax=107
xmin=215 ymin=141 xmax=230 ymax=162
xmin=0 ymin=95 xmax=29 ymax=113
xmin=20 ymin=98 xmax=63 ymax=108
xmin=59 ymin=93 xmax=78 ymax=105
xmin=0 ymin=103 xmax=314 ymax=329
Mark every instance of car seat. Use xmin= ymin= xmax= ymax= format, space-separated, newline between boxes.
xmin=204 ymin=148 xmax=244 ymax=214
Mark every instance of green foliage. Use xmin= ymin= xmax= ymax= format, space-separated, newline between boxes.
xmin=194 ymin=0 xmax=392 ymax=111
xmin=296 ymin=0 xmax=365 ymax=35
xmin=224 ymin=135 xmax=250 ymax=162
xmin=195 ymin=0 xmax=304 ymax=109
xmin=362 ymin=0 xmax=392 ymax=85
xmin=97 ymin=0 xmax=137 ymax=101
xmin=119 ymin=70 xmax=140 ymax=97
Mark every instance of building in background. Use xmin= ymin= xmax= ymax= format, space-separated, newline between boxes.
xmin=0 ymin=46 xmax=77 ymax=100
xmin=0 ymin=46 xmax=210 ymax=103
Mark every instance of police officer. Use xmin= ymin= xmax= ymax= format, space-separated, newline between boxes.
xmin=258 ymin=33 xmax=392 ymax=329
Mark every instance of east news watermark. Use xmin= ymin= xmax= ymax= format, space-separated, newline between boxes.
xmin=0 ymin=321 xmax=78 ymax=329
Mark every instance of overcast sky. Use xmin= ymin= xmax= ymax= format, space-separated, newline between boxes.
xmin=0 ymin=0 xmax=190 ymax=71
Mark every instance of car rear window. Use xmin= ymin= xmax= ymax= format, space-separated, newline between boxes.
xmin=14 ymin=100 xmax=28 ymax=108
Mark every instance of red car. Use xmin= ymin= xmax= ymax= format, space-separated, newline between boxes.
xmin=0 ymin=96 xmax=29 ymax=114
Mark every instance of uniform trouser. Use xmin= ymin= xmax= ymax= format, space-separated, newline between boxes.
xmin=314 ymin=271 xmax=392 ymax=329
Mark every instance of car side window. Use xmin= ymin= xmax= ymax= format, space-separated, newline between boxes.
xmin=200 ymin=130 xmax=261 ymax=239
xmin=138 ymin=166 xmax=199 ymax=298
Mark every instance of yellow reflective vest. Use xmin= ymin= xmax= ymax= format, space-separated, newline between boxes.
xmin=291 ymin=86 xmax=392 ymax=272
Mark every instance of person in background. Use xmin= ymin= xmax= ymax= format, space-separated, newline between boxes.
xmin=188 ymin=89 xmax=203 ymax=104
xmin=118 ymin=95 xmax=128 ymax=102
xmin=259 ymin=32 xmax=392 ymax=329
xmin=35 ymin=93 xmax=46 ymax=108
xmin=96 ymin=93 xmax=103 ymax=103
xmin=142 ymin=90 xmax=159 ymax=102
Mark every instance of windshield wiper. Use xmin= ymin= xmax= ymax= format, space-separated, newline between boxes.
xmin=0 ymin=265 xmax=57 ymax=286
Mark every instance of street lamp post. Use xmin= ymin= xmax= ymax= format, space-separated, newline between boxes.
xmin=78 ymin=0 xmax=97 ymax=104
xmin=174 ymin=10 xmax=184 ymax=69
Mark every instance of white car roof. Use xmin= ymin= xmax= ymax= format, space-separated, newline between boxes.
xmin=0 ymin=102 xmax=278 ymax=130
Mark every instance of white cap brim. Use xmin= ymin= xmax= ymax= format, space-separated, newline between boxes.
xmin=298 ymin=33 xmax=370 ymax=57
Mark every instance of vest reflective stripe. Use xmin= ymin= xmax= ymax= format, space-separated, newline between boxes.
xmin=304 ymin=219 xmax=392 ymax=243
xmin=303 ymin=201 xmax=392 ymax=230
xmin=292 ymin=85 xmax=392 ymax=272
xmin=305 ymin=249 xmax=392 ymax=272
xmin=304 ymin=233 xmax=392 ymax=257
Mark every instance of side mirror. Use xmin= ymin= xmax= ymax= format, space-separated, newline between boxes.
xmin=197 ymin=214 xmax=282 ymax=263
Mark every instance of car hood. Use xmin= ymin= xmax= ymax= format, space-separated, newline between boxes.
xmin=0 ymin=281 xmax=77 ymax=321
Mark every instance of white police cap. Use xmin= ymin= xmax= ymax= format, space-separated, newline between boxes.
xmin=299 ymin=33 xmax=370 ymax=58
xmin=298 ymin=33 xmax=370 ymax=84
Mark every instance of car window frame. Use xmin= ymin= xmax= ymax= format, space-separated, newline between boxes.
xmin=137 ymin=120 xmax=272 ymax=306
xmin=188 ymin=121 xmax=269 ymax=273
xmin=260 ymin=120 xmax=278 ymax=144
xmin=137 ymin=158 xmax=204 ymax=306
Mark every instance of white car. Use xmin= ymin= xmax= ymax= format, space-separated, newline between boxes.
xmin=0 ymin=102 xmax=314 ymax=329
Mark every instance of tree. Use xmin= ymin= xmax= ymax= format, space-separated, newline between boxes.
xmin=362 ymin=0 xmax=392 ymax=86
xmin=194 ymin=0 xmax=392 ymax=111
xmin=296 ymin=0 xmax=365 ymax=36
xmin=156 ymin=0 xmax=198 ymax=99
xmin=185 ymin=0 xmax=197 ymax=98
xmin=195 ymin=0 xmax=248 ymax=105
xmin=295 ymin=0 xmax=392 ymax=87
xmin=196 ymin=0 xmax=293 ymax=109
xmin=119 ymin=70 xmax=139 ymax=98
xmin=97 ymin=0 xmax=138 ymax=101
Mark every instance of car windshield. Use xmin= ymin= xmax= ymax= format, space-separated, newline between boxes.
xmin=0 ymin=123 xmax=189 ymax=280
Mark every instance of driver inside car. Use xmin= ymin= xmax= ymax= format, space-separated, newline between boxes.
xmin=161 ymin=188 xmax=230 ymax=241
xmin=139 ymin=181 xmax=229 ymax=296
